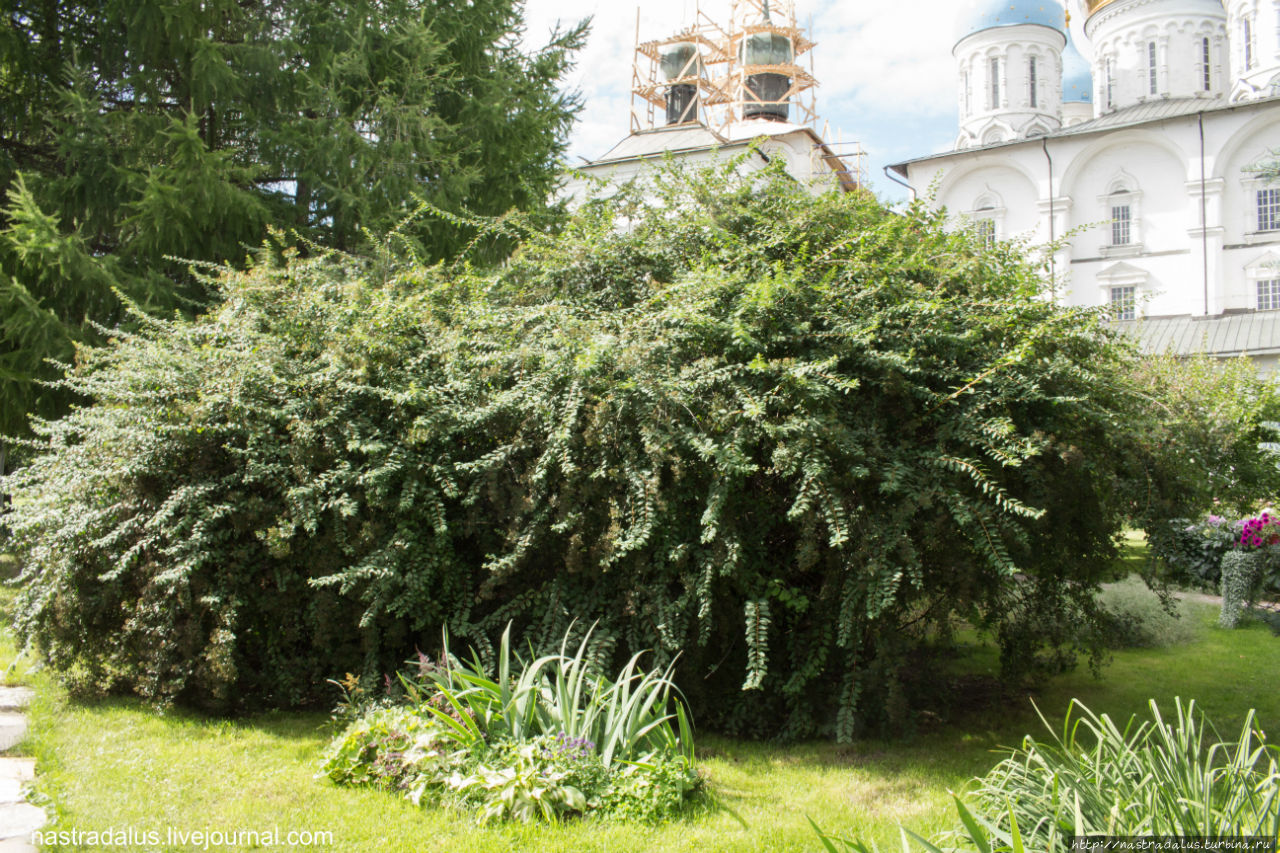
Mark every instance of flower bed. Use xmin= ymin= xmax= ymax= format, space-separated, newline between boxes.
xmin=319 ymin=626 xmax=702 ymax=823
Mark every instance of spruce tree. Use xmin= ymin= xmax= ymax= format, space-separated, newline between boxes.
xmin=0 ymin=0 xmax=585 ymax=455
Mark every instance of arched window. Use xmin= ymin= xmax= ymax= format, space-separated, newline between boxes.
xmin=1110 ymin=191 xmax=1133 ymax=245
xmin=970 ymin=190 xmax=1005 ymax=248
xmin=1099 ymin=173 xmax=1144 ymax=253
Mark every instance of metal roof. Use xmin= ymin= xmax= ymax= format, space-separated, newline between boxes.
xmin=1118 ymin=312 xmax=1280 ymax=357
xmin=888 ymin=94 xmax=1280 ymax=175
xmin=581 ymin=122 xmax=861 ymax=192
xmin=1053 ymin=97 xmax=1230 ymax=136
xmin=593 ymin=125 xmax=730 ymax=163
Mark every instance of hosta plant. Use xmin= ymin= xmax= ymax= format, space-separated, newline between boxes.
xmin=319 ymin=707 xmax=461 ymax=790
xmin=444 ymin=738 xmax=590 ymax=823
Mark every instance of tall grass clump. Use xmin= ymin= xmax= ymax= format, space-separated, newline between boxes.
xmin=813 ymin=698 xmax=1279 ymax=852
xmin=411 ymin=623 xmax=693 ymax=766
xmin=968 ymin=699 xmax=1279 ymax=849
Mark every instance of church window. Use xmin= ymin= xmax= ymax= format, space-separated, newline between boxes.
xmin=1245 ymin=17 xmax=1255 ymax=70
xmin=1258 ymin=279 xmax=1280 ymax=310
xmin=975 ymin=218 xmax=996 ymax=248
xmin=971 ymin=193 xmax=1003 ymax=245
xmin=1104 ymin=57 xmax=1115 ymax=108
xmin=1202 ymin=38 xmax=1212 ymax=90
xmin=1029 ymin=57 xmax=1038 ymax=107
xmin=1109 ymin=286 xmax=1136 ymax=321
xmin=1259 ymin=188 xmax=1280 ymax=231
xmin=1111 ymin=202 xmax=1132 ymax=245
xmin=962 ymin=70 xmax=970 ymax=116
xmin=1147 ymin=42 xmax=1158 ymax=95
xmin=989 ymin=57 xmax=1000 ymax=108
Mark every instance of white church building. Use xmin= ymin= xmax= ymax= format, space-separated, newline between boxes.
xmin=889 ymin=0 xmax=1280 ymax=369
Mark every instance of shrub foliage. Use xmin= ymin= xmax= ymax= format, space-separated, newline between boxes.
xmin=3 ymin=167 xmax=1150 ymax=735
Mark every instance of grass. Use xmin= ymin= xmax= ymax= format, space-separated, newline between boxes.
xmin=4 ymin=569 xmax=1279 ymax=851
xmin=1112 ymin=527 xmax=1152 ymax=579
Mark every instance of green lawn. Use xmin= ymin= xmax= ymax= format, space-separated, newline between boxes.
xmin=6 ymin=582 xmax=1280 ymax=852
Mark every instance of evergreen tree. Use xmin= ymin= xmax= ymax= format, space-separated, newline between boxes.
xmin=0 ymin=0 xmax=585 ymax=458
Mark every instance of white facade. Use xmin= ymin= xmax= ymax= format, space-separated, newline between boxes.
xmin=894 ymin=0 xmax=1280 ymax=368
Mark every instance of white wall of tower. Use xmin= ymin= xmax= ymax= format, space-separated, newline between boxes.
xmin=955 ymin=25 xmax=1067 ymax=147
xmin=1084 ymin=0 xmax=1228 ymax=111
xmin=1226 ymin=0 xmax=1280 ymax=97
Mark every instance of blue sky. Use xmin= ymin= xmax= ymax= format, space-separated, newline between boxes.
xmin=523 ymin=0 xmax=982 ymax=201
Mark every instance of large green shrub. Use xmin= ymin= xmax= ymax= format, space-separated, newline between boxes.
xmin=1128 ymin=354 xmax=1280 ymax=525
xmin=2 ymin=165 xmax=1152 ymax=735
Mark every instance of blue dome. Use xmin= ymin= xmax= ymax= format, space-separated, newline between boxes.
xmin=1062 ymin=37 xmax=1093 ymax=103
xmin=956 ymin=0 xmax=1067 ymax=44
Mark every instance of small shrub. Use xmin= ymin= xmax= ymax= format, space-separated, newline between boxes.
xmin=327 ymin=672 xmax=400 ymax=726
xmin=1095 ymin=576 xmax=1200 ymax=648
xmin=1147 ymin=515 xmax=1237 ymax=589
xmin=320 ymin=707 xmax=455 ymax=790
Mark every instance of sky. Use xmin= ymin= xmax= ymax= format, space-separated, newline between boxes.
xmin=521 ymin=0 xmax=992 ymax=201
